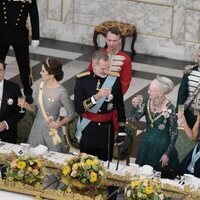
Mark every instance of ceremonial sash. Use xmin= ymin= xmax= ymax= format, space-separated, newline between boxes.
xmin=38 ymin=82 xmax=62 ymax=145
xmin=187 ymin=141 xmax=200 ymax=173
xmin=75 ymin=75 xmax=117 ymax=142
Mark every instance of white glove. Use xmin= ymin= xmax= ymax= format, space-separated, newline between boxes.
xmin=31 ymin=40 xmax=40 ymax=48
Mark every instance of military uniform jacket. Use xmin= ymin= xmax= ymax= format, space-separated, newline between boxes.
xmin=177 ymin=65 xmax=200 ymax=127
xmin=0 ymin=0 xmax=39 ymax=46
xmin=74 ymin=72 xmax=126 ymax=148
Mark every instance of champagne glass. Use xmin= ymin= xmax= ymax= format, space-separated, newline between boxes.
xmin=137 ymin=95 xmax=143 ymax=112
xmin=18 ymin=96 xmax=25 ymax=113
xmin=177 ymin=104 xmax=184 ymax=129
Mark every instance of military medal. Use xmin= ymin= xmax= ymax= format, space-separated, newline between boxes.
xmin=107 ymin=103 xmax=113 ymax=111
xmin=96 ymin=79 xmax=100 ymax=91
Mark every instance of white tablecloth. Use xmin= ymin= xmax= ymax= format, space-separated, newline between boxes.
xmin=0 ymin=190 xmax=32 ymax=200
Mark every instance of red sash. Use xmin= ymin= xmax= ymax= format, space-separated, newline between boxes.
xmin=82 ymin=110 xmax=118 ymax=134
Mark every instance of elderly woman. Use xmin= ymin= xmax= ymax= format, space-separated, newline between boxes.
xmin=18 ymin=57 xmax=75 ymax=153
xmin=131 ymin=76 xmax=179 ymax=171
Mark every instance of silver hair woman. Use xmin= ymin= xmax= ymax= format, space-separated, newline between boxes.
xmin=131 ymin=76 xmax=179 ymax=172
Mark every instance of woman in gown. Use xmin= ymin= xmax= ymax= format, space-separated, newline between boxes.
xmin=178 ymin=112 xmax=200 ymax=177
xmin=18 ymin=57 xmax=75 ymax=153
xmin=131 ymin=76 xmax=179 ymax=171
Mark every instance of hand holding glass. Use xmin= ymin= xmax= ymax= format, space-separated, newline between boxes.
xmin=178 ymin=105 xmax=184 ymax=129
xmin=18 ymin=96 xmax=25 ymax=113
xmin=137 ymin=95 xmax=143 ymax=112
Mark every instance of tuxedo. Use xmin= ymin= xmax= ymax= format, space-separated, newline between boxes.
xmin=0 ymin=0 xmax=40 ymax=98
xmin=0 ymin=79 xmax=24 ymax=143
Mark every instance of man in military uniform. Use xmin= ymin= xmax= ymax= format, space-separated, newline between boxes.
xmin=177 ymin=47 xmax=200 ymax=128
xmin=0 ymin=0 xmax=40 ymax=103
xmin=74 ymin=49 xmax=126 ymax=162
xmin=88 ymin=27 xmax=132 ymax=95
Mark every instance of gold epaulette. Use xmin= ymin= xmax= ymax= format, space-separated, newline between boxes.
xmin=108 ymin=71 xmax=120 ymax=77
xmin=76 ymin=71 xmax=90 ymax=78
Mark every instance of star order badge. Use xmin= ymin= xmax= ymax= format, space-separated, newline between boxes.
xmin=7 ymin=98 xmax=14 ymax=105
xmin=107 ymin=102 xmax=113 ymax=111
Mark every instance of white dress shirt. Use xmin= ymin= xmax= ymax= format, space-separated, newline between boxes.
xmin=0 ymin=80 xmax=3 ymax=109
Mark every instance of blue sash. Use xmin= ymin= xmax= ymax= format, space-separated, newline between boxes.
xmin=75 ymin=75 xmax=117 ymax=142
xmin=187 ymin=141 xmax=200 ymax=173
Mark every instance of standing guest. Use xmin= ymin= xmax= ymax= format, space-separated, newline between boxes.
xmin=0 ymin=60 xmax=24 ymax=143
xmin=0 ymin=0 xmax=40 ymax=104
xmin=131 ymin=76 xmax=179 ymax=171
xmin=88 ymin=27 xmax=132 ymax=95
xmin=178 ymin=112 xmax=200 ymax=178
xmin=18 ymin=58 xmax=75 ymax=153
xmin=74 ymin=49 xmax=126 ymax=161
xmin=177 ymin=47 xmax=200 ymax=128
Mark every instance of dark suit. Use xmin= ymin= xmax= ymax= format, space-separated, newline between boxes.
xmin=0 ymin=0 xmax=39 ymax=97
xmin=74 ymin=72 xmax=126 ymax=161
xmin=0 ymin=80 xmax=25 ymax=143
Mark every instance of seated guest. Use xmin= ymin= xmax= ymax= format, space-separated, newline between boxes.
xmin=178 ymin=112 xmax=200 ymax=177
xmin=131 ymin=76 xmax=179 ymax=171
xmin=0 ymin=60 xmax=25 ymax=143
xmin=18 ymin=57 xmax=75 ymax=153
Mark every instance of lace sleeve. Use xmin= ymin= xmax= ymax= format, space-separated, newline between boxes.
xmin=165 ymin=106 xmax=178 ymax=156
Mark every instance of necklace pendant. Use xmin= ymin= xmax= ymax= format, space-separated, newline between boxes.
xmin=151 ymin=123 xmax=154 ymax=128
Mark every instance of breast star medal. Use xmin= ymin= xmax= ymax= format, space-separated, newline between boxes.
xmin=107 ymin=103 xmax=113 ymax=111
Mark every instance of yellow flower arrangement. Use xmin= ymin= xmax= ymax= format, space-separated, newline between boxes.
xmin=125 ymin=178 xmax=165 ymax=200
xmin=6 ymin=155 xmax=46 ymax=186
xmin=61 ymin=153 xmax=107 ymax=191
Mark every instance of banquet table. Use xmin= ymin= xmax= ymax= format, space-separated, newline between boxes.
xmin=0 ymin=141 xmax=200 ymax=200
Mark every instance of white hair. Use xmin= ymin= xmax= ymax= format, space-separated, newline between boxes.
xmin=154 ymin=76 xmax=174 ymax=95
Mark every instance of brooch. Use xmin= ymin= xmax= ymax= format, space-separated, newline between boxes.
xmin=7 ymin=98 xmax=14 ymax=106
xmin=162 ymin=108 xmax=172 ymax=118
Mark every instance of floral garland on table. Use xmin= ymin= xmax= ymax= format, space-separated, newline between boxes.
xmin=125 ymin=178 xmax=166 ymax=200
xmin=5 ymin=155 xmax=46 ymax=186
xmin=61 ymin=153 xmax=107 ymax=192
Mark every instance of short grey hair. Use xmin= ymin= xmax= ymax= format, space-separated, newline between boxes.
xmin=155 ymin=76 xmax=174 ymax=95
xmin=92 ymin=49 xmax=109 ymax=65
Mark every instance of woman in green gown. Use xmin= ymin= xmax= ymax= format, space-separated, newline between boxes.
xmin=131 ymin=76 xmax=179 ymax=171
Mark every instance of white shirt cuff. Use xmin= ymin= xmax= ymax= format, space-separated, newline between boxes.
xmin=91 ymin=96 xmax=97 ymax=104
xmin=3 ymin=121 xmax=9 ymax=130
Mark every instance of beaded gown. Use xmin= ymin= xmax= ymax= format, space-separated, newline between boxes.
xmin=131 ymin=99 xmax=179 ymax=171
xmin=28 ymin=81 xmax=75 ymax=153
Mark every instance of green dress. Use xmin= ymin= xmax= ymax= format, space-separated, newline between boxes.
xmin=131 ymin=99 xmax=179 ymax=171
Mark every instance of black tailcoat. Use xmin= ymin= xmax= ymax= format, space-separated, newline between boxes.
xmin=0 ymin=80 xmax=25 ymax=143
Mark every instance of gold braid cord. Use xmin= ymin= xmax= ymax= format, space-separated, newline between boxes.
xmin=38 ymin=82 xmax=62 ymax=145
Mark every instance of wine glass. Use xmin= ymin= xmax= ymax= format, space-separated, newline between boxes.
xmin=177 ymin=104 xmax=184 ymax=129
xmin=137 ymin=95 xmax=143 ymax=112
xmin=18 ymin=96 xmax=25 ymax=113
